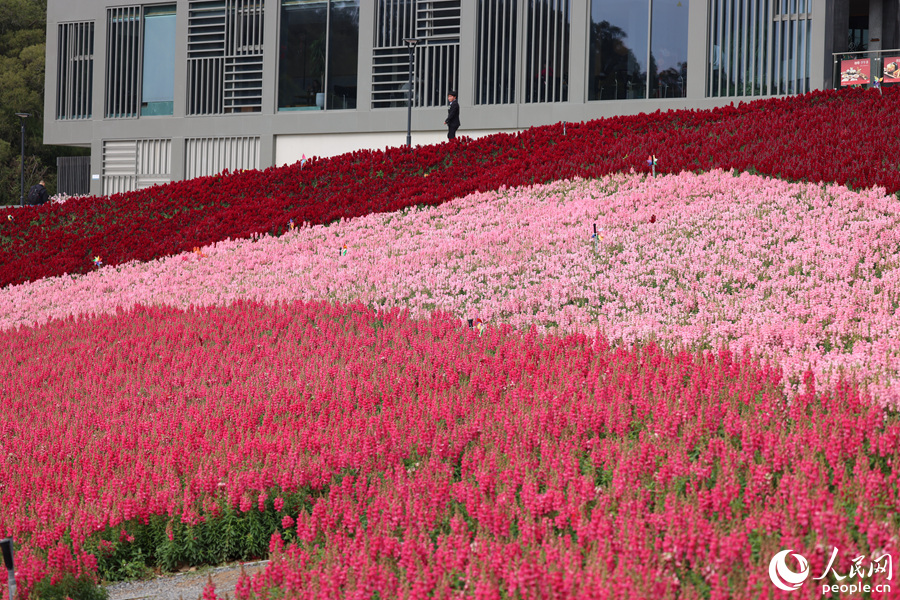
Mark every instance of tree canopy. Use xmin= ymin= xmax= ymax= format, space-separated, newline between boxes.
xmin=0 ymin=0 xmax=85 ymax=205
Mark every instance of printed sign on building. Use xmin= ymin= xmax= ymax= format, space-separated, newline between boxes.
xmin=883 ymin=57 xmax=900 ymax=83
xmin=840 ymin=59 xmax=870 ymax=86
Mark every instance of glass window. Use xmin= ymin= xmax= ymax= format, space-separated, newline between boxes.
xmin=475 ymin=0 xmax=518 ymax=105
xmin=327 ymin=1 xmax=359 ymax=109
xmin=524 ymin=0 xmax=570 ymax=104
xmin=279 ymin=0 xmax=359 ymax=111
xmin=650 ymin=0 xmax=688 ymax=98
xmin=589 ymin=0 xmax=649 ymax=100
xmin=142 ymin=5 xmax=176 ymax=116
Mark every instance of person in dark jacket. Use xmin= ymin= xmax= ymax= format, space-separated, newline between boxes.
xmin=445 ymin=90 xmax=460 ymax=140
xmin=27 ymin=180 xmax=50 ymax=206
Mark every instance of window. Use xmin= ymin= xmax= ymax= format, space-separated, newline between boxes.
xmin=105 ymin=7 xmax=142 ymax=118
xmin=475 ymin=0 xmax=517 ymax=105
xmin=187 ymin=0 xmax=265 ymax=116
xmin=589 ymin=0 xmax=688 ymax=101
xmin=707 ymin=0 xmax=811 ymax=97
xmin=328 ymin=2 xmax=360 ymax=109
xmin=476 ymin=0 xmax=569 ymax=105
xmin=279 ymin=0 xmax=359 ymax=111
xmin=650 ymin=0 xmax=688 ymax=98
xmin=523 ymin=0 xmax=570 ymax=103
xmin=371 ymin=0 xmax=459 ymax=109
xmin=105 ymin=5 xmax=177 ymax=118
xmin=142 ymin=5 xmax=176 ymax=115
xmin=57 ymin=21 xmax=95 ymax=120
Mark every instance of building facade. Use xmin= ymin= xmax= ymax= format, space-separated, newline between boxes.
xmin=44 ymin=0 xmax=899 ymax=196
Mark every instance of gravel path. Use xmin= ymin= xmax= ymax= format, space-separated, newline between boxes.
xmin=105 ymin=561 xmax=269 ymax=600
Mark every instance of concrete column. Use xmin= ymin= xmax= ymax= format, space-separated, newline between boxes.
xmin=90 ymin=137 xmax=103 ymax=197
xmin=261 ymin=0 xmax=280 ymax=114
xmin=170 ymin=136 xmax=185 ymax=183
xmin=686 ymin=0 xmax=709 ymax=99
xmin=356 ymin=2 xmax=375 ymax=115
xmin=811 ymin=0 xmax=830 ymax=89
xmin=869 ymin=0 xmax=883 ymax=52
xmin=567 ymin=0 xmax=589 ymax=105
xmin=458 ymin=0 xmax=477 ymax=107
xmin=92 ymin=7 xmax=108 ymax=123
xmin=172 ymin=0 xmax=188 ymax=119
xmin=43 ymin=9 xmax=59 ymax=127
xmin=89 ymin=3 xmax=107 ymax=198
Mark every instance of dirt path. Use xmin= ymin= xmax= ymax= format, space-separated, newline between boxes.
xmin=104 ymin=561 xmax=269 ymax=600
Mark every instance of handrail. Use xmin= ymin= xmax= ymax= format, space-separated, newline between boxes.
xmin=832 ymin=48 xmax=900 ymax=59
xmin=832 ymin=48 xmax=900 ymax=89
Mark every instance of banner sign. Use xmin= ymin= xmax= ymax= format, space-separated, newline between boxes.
xmin=883 ymin=57 xmax=900 ymax=83
xmin=840 ymin=59 xmax=870 ymax=86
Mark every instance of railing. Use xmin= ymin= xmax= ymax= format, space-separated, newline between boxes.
xmin=833 ymin=48 xmax=900 ymax=88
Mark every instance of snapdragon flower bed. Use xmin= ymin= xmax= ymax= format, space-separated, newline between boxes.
xmin=4 ymin=170 xmax=900 ymax=405
xmin=1 ymin=88 xmax=900 ymax=288
xmin=0 ymin=299 xmax=897 ymax=600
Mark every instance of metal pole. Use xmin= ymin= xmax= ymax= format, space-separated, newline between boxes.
xmin=1 ymin=538 xmax=15 ymax=600
xmin=14 ymin=113 xmax=30 ymax=207
xmin=19 ymin=120 xmax=25 ymax=207
xmin=406 ymin=43 xmax=414 ymax=148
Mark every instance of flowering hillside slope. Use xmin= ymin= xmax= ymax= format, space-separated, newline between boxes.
xmin=4 ymin=170 xmax=899 ymax=404
xmin=1 ymin=88 xmax=899 ymax=288
xmin=0 ymin=300 xmax=897 ymax=600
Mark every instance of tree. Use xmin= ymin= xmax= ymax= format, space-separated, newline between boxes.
xmin=0 ymin=0 xmax=87 ymax=205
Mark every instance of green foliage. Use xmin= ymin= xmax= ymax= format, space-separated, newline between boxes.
xmin=82 ymin=488 xmax=323 ymax=582
xmin=0 ymin=0 xmax=88 ymax=204
xmin=29 ymin=572 xmax=108 ymax=600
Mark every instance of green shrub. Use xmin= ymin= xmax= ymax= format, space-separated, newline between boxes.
xmin=29 ymin=573 xmax=108 ymax=600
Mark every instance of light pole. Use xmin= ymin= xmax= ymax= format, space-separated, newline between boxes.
xmin=403 ymin=38 xmax=418 ymax=148
xmin=14 ymin=113 xmax=30 ymax=207
xmin=1 ymin=538 xmax=15 ymax=600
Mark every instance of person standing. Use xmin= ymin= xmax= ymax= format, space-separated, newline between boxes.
xmin=445 ymin=89 xmax=460 ymax=140
xmin=27 ymin=180 xmax=50 ymax=206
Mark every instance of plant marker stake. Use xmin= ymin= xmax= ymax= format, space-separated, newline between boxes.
xmin=1 ymin=538 xmax=15 ymax=600
xmin=563 ymin=121 xmax=567 ymax=136
xmin=591 ymin=223 xmax=599 ymax=248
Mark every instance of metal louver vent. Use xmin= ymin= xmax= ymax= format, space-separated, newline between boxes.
xmin=57 ymin=21 xmax=95 ymax=120
xmin=105 ymin=7 xmax=142 ymax=119
xmin=372 ymin=0 xmax=460 ymax=109
xmin=187 ymin=0 xmax=264 ymax=115
xmin=102 ymin=139 xmax=172 ymax=194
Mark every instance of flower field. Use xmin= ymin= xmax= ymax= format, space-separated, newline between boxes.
xmin=1 ymin=88 xmax=900 ymax=600
xmin=1 ymin=300 xmax=898 ymax=600
xmin=4 ymin=170 xmax=900 ymax=405
xmin=2 ymin=87 xmax=900 ymax=289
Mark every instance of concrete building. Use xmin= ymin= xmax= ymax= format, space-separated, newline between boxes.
xmin=44 ymin=0 xmax=900 ymax=196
